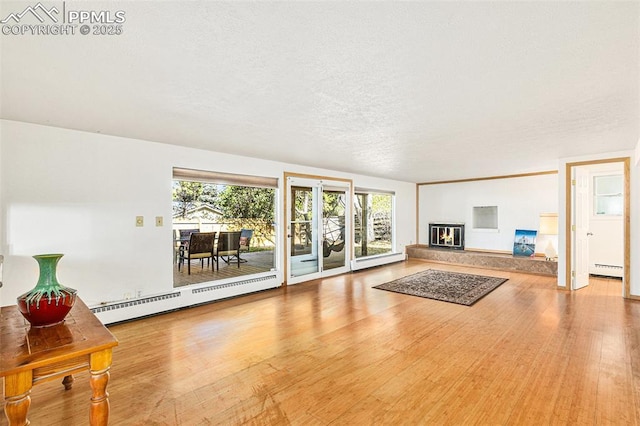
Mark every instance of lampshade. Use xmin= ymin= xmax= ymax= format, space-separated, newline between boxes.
xmin=539 ymin=213 xmax=558 ymax=235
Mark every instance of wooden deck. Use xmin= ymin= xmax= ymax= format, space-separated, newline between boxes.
xmin=11 ymin=259 xmax=639 ymax=425
xmin=173 ymin=250 xmax=275 ymax=287
xmin=174 ymin=248 xmax=348 ymax=288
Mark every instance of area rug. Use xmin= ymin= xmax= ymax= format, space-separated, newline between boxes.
xmin=373 ymin=269 xmax=508 ymax=306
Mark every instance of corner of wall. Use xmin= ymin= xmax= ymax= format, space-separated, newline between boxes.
xmin=0 ymin=120 xmax=4 ymax=307
xmin=556 ymin=161 xmax=568 ymax=289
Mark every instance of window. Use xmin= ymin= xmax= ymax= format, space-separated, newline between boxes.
xmin=354 ymin=190 xmax=393 ymax=258
xmin=172 ymin=168 xmax=277 ymax=287
xmin=594 ymin=174 xmax=623 ymax=216
xmin=473 ymin=206 xmax=498 ymax=229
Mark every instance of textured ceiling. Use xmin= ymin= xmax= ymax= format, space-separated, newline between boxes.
xmin=1 ymin=1 xmax=638 ymax=182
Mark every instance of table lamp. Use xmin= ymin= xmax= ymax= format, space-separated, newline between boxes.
xmin=539 ymin=213 xmax=558 ymax=261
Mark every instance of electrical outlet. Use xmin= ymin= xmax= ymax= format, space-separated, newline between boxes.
xmin=155 ymin=216 xmax=163 ymax=227
xmin=136 ymin=216 xmax=144 ymax=227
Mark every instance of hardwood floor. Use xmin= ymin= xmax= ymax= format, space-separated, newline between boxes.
xmin=5 ymin=260 xmax=640 ymax=425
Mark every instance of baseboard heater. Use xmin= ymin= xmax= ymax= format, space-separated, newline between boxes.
xmin=351 ymin=252 xmax=406 ymax=271
xmin=591 ymin=264 xmax=623 ymax=278
xmin=91 ymin=273 xmax=280 ymax=324
xmin=594 ymin=264 xmax=623 ymax=270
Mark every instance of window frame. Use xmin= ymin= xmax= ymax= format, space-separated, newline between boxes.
xmin=353 ymin=188 xmax=395 ymax=259
xmin=172 ymin=168 xmax=279 ymax=287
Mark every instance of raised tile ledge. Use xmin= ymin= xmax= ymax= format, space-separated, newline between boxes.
xmin=406 ymin=245 xmax=558 ymax=276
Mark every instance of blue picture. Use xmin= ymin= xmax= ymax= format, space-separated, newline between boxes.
xmin=513 ymin=229 xmax=537 ymax=257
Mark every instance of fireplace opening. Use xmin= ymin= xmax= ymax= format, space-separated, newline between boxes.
xmin=429 ymin=223 xmax=465 ymax=250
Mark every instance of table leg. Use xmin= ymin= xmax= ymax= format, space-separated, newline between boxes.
xmin=62 ymin=375 xmax=74 ymax=390
xmin=89 ymin=349 xmax=112 ymax=426
xmin=4 ymin=370 xmax=32 ymax=426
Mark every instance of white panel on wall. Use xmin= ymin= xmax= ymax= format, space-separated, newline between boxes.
xmin=419 ymin=174 xmax=559 ymax=253
xmin=0 ymin=120 xmax=416 ymax=315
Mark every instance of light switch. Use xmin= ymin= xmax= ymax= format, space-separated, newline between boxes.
xmin=155 ymin=216 xmax=163 ymax=227
xmin=136 ymin=216 xmax=144 ymax=227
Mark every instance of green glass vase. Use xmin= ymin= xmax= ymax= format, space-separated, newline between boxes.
xmin=16 ymin=254 xmax=77 ymax=327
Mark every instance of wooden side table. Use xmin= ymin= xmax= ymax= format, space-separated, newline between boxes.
xmin=1 ymin=298 xmax=118 ymax=425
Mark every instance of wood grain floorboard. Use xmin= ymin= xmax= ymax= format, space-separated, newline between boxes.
xmin=3 ymin=260 xmax=639 ymax=425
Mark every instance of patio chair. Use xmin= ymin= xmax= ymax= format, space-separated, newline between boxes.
xmin=179 ymin=228 xmax=200 ymax=240
xmin=179 ymin=232 xmax=216 ymax=275
xmin=215 ymin=231 xmax=241 ymax=270
xmin=175 ymin=228 xmax=200 ymax=264
xmin=237 ymin=229 xmax=254 ymax=262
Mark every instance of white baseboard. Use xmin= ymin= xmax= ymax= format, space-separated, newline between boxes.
xmin=351 ymin=253 xmax=406 ymax=271
xmin=91 ymin=272 xmax=281 ymax=324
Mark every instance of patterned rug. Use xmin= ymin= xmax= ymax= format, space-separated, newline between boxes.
xmin=373 ymin=269 xmax=508 ymax=306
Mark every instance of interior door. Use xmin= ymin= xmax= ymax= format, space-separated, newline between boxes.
xmin=573 ymin=166 xmax=590 ymax=290
xmin=286 ymin=177 xmax=351 ymax=284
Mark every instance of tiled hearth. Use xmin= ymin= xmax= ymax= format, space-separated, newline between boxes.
xmin=406 ymin=245 xmax=558 ymax=276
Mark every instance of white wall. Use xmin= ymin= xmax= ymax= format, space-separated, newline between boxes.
xmin=418 ymin=154 xmax=639 ymax=297
xmin=0 ymin=120 xmax=3 ymax=308
xmin=419 ymin=174 xmax=559 ymax=253
xmin=0 ymin=120 xmax=416 ymax=310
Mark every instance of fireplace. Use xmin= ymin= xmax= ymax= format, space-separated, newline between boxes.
xmin=429 ymin=223 xmax=465 ymax=250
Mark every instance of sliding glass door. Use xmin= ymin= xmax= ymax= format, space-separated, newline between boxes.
xmin=322 ymin=187 xmax=348 ymax=272
xmin=286 ymin=177 xmax=351 ymax=284
xmin=289 ymin=184 xmax=320 ymax=281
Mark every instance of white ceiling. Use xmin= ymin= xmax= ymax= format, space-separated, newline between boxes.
xmin=1 ymin=1 xmax=638 ymax=182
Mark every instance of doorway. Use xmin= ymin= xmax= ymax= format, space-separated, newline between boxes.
xmin=285 ymin=174 xmax=352 ymax=285
xmin=566 ymin=158 xmax=630 ymax=296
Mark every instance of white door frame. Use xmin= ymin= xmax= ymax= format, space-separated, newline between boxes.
xmin=565 ymin=157 xmax=630 ymax=297
xmin=572 ymin=165 xmax=590 ymax=290
xmin=284 ymin=172 xmax=353 ymax=285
